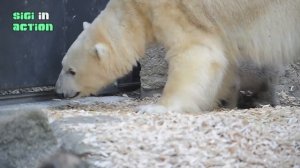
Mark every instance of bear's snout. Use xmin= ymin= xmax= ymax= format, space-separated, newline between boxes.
xmin=55 ymin=91 xmax=80 ymax=99
xmin=55 ymin=86 xmax=80 ymax=99
xmin=55 ymin=72 xmax=81 ymax=99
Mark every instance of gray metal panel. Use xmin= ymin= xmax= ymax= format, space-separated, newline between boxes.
xmin=0 ymin=0 xmax=65 ymax=90
xmin=64 ymin=0 xmax=109 ymax=48
xmin=0 ymin=0 xmax=110 ymax=90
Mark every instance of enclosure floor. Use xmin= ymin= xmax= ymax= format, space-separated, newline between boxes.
xmin=44 ymin=96 xmax=300 ymax=168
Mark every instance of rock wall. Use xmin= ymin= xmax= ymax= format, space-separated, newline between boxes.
xmin=276 ymin=62 xmax=300 ymax=105
xmin=0 ymin=110 xmax=58 ymax=168
xmin=139 ymin=45 xmax=168 ymax=97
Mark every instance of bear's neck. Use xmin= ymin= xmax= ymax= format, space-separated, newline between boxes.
xmin=93 ymin=0 xmax=153 ymax=77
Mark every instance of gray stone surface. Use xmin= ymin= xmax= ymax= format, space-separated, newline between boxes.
xmin=276 ymin=62 xmax=300 ymax=106
xmin=39 ymin=150 xmax=89 ymax=168
xmin=0 ymin=110 xmax=58 ymax=168
xmin=0 ymin=93 xmax=299 ymax=167
xmin=0 ymin=96 xmax=129 ymax=168
xmin=277 ymin=62 xmax=300 ymax=97
xmin=140 ymin=45 xmax=168 ymax=92
xmin=0 ymin=96 xmax=129 ymax=113
xmin=51 ymin=114 xmax=121 ymax=156
xmin=45 ymin=99 xmax=300 ymax=168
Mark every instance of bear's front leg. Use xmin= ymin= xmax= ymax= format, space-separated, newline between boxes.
xmin=138 ymin=43 xmax=229 ymax=113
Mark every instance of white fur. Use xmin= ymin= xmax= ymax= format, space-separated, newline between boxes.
xmin=83 ymin=22 xmax=90 ymax=30
xmin=95 ymin=43 xmax=108 ymax=59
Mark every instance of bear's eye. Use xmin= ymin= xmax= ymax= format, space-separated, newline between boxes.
xmin=67 ymin=69 xmax=76 ymax=76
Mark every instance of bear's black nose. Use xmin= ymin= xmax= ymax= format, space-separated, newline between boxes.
xmin=56 ymin=93 xmax=64 ymax=99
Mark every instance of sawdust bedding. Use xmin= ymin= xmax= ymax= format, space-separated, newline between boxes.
xmin=47 ymin=96 xmax=300 ymax=168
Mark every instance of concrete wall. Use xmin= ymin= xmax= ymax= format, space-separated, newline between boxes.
xmin=140 ymin=45 xmax=168 ymax=97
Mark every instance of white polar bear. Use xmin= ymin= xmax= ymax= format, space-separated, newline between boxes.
xmin=56 ymin=0 xmax=300 ymax=113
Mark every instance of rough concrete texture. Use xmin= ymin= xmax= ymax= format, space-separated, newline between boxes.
xmin=0 ymin=94 xmax=299 ymax=167
xmin=46 ymin=97 xmax=300 ymax=167
xmin=277 ymin=62 xmax=300 ymax=105
xmin=0 ymin=97 xmax=128 ymax=168
xmin=0 ymin=110 xmax=58 ymax=168
xmin=39 ymin=149 xmax=89 ymax=168
xmin=140 ymin=45 xmax=168 ymax=91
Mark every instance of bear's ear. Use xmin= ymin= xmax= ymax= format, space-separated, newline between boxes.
xmin=83 ymin=22 xmax=91 ymax=30
xmin=94 ymin=43 xmax=108 ymax=59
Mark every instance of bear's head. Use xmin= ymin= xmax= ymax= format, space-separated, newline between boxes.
xmin=55 ymin=22 xmax=120 ymax=98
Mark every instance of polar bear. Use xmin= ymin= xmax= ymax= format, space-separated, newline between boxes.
xmin=56 ymin=0 xmax=300 ymax=113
